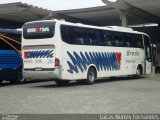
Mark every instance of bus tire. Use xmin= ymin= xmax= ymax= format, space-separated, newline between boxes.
xmin=135 ymin=66 xmax=142 ymax=78
xmin=10 ymin=72 xmax=24 ymax=84
xmin=55 ymin=79 xmax=69 ymax=85
xmin=85 ymin=67 xmax=96 ymax=85
xmin=0 ymin=80 xmax=3 ymax=84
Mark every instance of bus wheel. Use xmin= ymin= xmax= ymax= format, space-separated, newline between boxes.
xmin=135 ymin=66 xmax=142 ymax=78
xmin=0 ymin=80 xmax=3 ymax=84
xmin=17 ymin=72 xmax=24 ymax=83
xmin=55 ymin=80 xmax=69 ymax=85
xmin=11 ymin=72 xmax=24 ymax=84
xmin=86 ymin=67 xmax=96 ymax=85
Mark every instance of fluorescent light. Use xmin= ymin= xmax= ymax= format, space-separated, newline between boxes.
xmin=107 ymin=0 xmax=117 ymax=2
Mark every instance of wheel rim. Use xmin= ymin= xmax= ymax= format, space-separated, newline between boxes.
xmin=136 ymin=68 xmax=141 ymax=76
xmin=88 ymin=71 xmax=95 ymax=82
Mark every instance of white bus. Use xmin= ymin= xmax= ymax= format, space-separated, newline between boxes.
xmin=22 ymin=19 xmax=153 ymax=85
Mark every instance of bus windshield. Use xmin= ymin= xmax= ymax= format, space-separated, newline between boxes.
xmin=23 ymin=22 xmax=55 ymax=39
xmin=0 ymin=29 xmax=21 ymax=51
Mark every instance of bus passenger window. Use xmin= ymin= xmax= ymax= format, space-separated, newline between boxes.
xmin=119 ymin=41 xmax=124 ymax=47
xmin=61 ymin=25 xmax=73 ymax=44
xmin=75 ymin=38 xmax=84 ymax=45
xmin=74 ymin=28 xmax=88 ymax=45
xmin=113 ymin=40 xmax=119 ymax=46
xmin=135 ymin=42 xmax=141 ymax=48
xmin=125 ymin=42 xmax=131 ymax=47
xmin=99 ymin=31 xmax=106 ymax=46
xmin=89 ymin=31 xmax=96 ymax=45
xmin=106 ymin=41 xmax=111 ymax=46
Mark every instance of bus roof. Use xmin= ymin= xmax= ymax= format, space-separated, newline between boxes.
xmin=0 ymin=28 xmax=21 ymax=34
xmin=24 ymin=19 xmax=148 ymax=36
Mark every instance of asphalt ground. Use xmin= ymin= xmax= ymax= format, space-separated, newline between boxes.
xmin=0 ymin=74 xmax=160 ymax=114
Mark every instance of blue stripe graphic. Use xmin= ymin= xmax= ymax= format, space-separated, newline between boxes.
xmin=25 ymin=50 xmax=54 ymax=59
xmin=67 ymin=51 xmax=120 ymax=74
xmin=0 ymin=50 xmax=22 ymax=69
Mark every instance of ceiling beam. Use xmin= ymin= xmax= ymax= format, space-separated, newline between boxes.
xmin=102 ymin=0 xmax=160 ymax=24
xmin=54 ymin=13 xmax=102 ymax=26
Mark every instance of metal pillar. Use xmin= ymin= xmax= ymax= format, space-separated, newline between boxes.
xmin=121 ymin=11 xmax=128 ymax=27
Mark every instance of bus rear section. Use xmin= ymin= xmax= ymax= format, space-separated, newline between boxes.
xmin=22 ymin=21 xmax=61 ymax=80
xmin=0 ymin=29 xmax=22 ymax=84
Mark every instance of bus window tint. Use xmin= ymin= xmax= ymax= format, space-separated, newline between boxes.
xmin=134 ymin=35 xmax=143 ymax=48
xmin=0 ymin=32 xmax=21 ymax=50
xmin=6 ymin=33 xmax=21 ymax=50
xmin=144 ymin=35 xmax=152 ymax=62
xmin=74 ymin=27 xmax=88 ymax=45
xmin=0 ymin=38 xmax=12 ymax=50
xmin=99 ymin=31 xmax=112 ymax=46
xmin=99 ymin=31 xmax=106 ymax=46
xmin=23 ymin=22 xmax=55 ymax=39
xmin=61 ymin=25 xmax=98 ymax=45
xmin=88 ymin=30 xmax=97 ymax=45
xmin=61 ymin=25 xmax=73 ymax=44
xmin=61 ymin=24 xmax=144 ymax=48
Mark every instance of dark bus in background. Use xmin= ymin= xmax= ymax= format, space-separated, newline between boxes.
xmin=0 ymin=28 xmax=22 ymax=84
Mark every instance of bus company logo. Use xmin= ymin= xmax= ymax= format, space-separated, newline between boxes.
xmin=116 ymin=52 xmax=122 ymax=69
xmin=67 ymin=51 xmax=122 ymax=74
xmin=27 ymin=27 xmax=49 ymax=33
xmin=127 ymin=50 xmax=140 ymax=56
xmin=24 ymin=50 xmax=54 ymax=59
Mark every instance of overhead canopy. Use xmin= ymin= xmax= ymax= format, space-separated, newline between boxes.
xmin=56 ymin=0 xmax=160 ymax=26
xmin=0 ymin=2 xmax=95 ymax=28
xmin=0 ymin=2 xmax=53 ymax=28
xmin=0 ymin=1 xmax=160 ymax=28
xmin=56 ymin=6 xmax=121 ymax=26
xmin=102 ymin=0 xmax=160 ymax=25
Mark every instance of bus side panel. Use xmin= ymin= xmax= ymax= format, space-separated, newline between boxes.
xmin=61 ymin=43 xmax=145 ymax=80
xmin=0 ymin=50 xmax=22 ymax=80
xmin=61 ymin=46 xmax=86 ymax=80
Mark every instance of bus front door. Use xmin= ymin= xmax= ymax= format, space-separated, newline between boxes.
xmin=143 ymin=35 xmax=152 ymax=74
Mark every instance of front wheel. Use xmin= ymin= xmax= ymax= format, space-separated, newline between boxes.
xmin=135 ymin=66 xmax=142 ymax=79
xmin=85 ymin=67 xmax=96 ymax=85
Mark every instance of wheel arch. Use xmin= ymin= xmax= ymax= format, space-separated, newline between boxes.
xmin=136 ymin=64 xmax=143 ymax=75
xmin=86 ymin=64 xmax=97 ymax=79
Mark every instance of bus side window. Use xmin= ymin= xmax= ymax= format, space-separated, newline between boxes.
xmin=124 ymin=34 xmax=133 ymax=47
xmin=106 ymin=41 xmax=112 ymax=46
xmin=117 ymin=33 xmax=124 ymax=47
xmin=99 ymin=31 xmax=106 ymax=46
xmin=74 ymin=27 xmax=88 ymax=45
xmin=88 ymin=30 xmax=97 ymax=45
xmin=134 ymin=35 xmax=144 ymax=48
xmin=75 ymin=38 xmax=84 ymax=45
xmin=125 ymin=42 xmax=131 ymax=47
xmin=0 ymin=33 xmax=16 ymax=50
xmin=98 ymin=30 xmax=111 ymax=46
xmin=112 ymin=40 xmax=119 ymax=46
xmin=106 ymin=32 xmax=112 ymax=46
xmin=61 ymin=25 xmax=73 ymax=44
xmin=111 ymin=33 xmax=119 ymax=47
